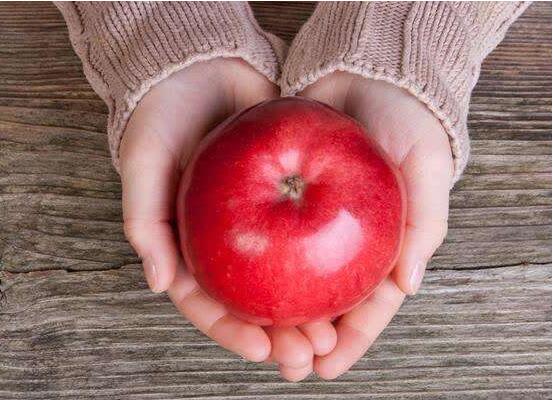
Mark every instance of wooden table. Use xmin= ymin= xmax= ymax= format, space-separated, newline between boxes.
xmin=1 ymin=2 xmax=551 ymax=399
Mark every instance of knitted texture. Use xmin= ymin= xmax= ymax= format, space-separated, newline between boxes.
xmin=282 ymin=2 xmax=530 ymax=182
xmin=55 ymin=1 xmax=286 ymax=171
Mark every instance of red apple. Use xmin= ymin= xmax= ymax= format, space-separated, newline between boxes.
xmin=177 ymin=97 xmax=405 ymax=326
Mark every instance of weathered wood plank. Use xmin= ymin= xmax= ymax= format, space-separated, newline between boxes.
xmin=450 ymin=189 xmax=550 ymax=208
xmin=448 ymin=206 xmax=551 ymax=228
xmin=0 ymin=265 xmax=550 ymax=399
xmin=3 ymin=198 xmax=551 ymax=272
xmin=470 ymin=140 xmax=551 ymax=155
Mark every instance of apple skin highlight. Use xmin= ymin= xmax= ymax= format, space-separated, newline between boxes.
xmin=177 ymin=97 xmax=406 ymax=326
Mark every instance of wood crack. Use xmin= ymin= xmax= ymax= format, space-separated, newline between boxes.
xmin=430 ymin=261 xmax=551 ymax=271
xmin=0 ymin=261 xmax=548 ymax=278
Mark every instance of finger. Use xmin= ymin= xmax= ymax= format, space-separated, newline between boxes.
xmin=298 ymin=321 xmax=337 ymax=356
xmin=279 ymin=359 xmax=313 ymax=382
xmin=120 ymin=129 xmax=180 ymax=293
xmin=394 ymin=133 xmax=453 ymax=295
xmin=168 ymin=266 xmax=271 ymax=362
xmin=265 ymin=326 xmax=313 ymax=368
xmin=315 ymin=278 xmax=405 ymax=380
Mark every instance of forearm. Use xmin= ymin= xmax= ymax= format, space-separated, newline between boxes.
xmin=282 ymin=1 xmax=530 ymax=182
xmin=56 ymin=1 xmax=284 ymax=171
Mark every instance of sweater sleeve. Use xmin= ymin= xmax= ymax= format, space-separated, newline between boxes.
xmin=281 ymin=1 xmax=530 ymax=182
xmin=55 ymin=1 xmax=285 ymax=171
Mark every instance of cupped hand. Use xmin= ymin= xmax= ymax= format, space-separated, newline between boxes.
xmin=299 ymin=72 xmax=454 ymax=379
xmin=119 ymin=58 xmax=336 ymax=376
xmin=120 ymin=58 xmax=276 ymax=362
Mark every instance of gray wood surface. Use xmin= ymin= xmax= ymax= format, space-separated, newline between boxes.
xmin=0 ymin=2 xmax=551 ymax=399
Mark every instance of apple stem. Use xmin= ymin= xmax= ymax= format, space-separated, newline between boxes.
xmin=280 ymin=175 xmax=305 ymax=201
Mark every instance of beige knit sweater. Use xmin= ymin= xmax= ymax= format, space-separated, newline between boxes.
xmin=56 ymin=1 xmax=529 ymax=181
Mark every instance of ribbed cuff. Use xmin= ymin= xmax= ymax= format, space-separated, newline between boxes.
xmin=56 ymin=2 xmax=286 ymax=172
xmin=282 ymin=2 xmax=530 ymax=183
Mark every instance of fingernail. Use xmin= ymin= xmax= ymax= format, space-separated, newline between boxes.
xmin=143 ymin=257 xmax=161 ymax=293
xmin=408 ymin=261 xmax=426 ymax=295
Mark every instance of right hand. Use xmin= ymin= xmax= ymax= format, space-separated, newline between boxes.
xmin=299 ymin=72 xmax=453 ymax=379
xmin=119 ymin=58 xmax=336 ymax=380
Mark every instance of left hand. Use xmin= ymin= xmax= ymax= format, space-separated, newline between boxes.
xmin=296 ymin=72 xmax=454 ymax=379
xmin=119 ymin=58 xmax=338 ymax=380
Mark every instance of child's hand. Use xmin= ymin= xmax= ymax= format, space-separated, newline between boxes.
xmin=119 ymin=59 xmax=279 ymax=362
xmin=299 ymin=72 xmax=454 ymax=379
xmin=118 ymin=58 xmax=337 ymax=376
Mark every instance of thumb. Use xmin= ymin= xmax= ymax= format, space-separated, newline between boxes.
xmin=393 ymin=134 xmax=453 ymax=295
xmin=120 ymin=128 xmax=180 ymax=293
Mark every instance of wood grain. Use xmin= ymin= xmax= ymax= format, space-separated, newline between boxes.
xmin=0 ymin=1 xmax=551 ymax=399
xmin=1 ymin=265 xmax=550 ymax=399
